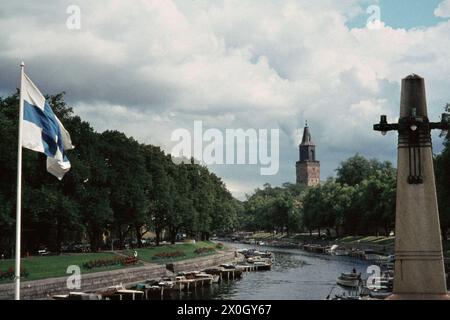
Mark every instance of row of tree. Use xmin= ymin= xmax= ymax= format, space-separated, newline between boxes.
xmin=240 ymin=155 xmax=397 ymax=237
xmin=241 ymin=145 xmax=450 ymax=239
xmin=0 ymin=92 xmax=240 ymax=256
xmin=302 ymin=156 xmax=397 ymax=236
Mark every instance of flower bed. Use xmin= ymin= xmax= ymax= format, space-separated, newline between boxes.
xmin=0 ymin=266 xmax=28 ymax=280
xmin=152 ymin=251 xmax=185 ymax=259
xmin=215 ymin=243 xmax=224 ymax=250
xmin=82 ymin=256 xmax=139 ymax=270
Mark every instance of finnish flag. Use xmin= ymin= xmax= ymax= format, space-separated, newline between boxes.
xmin=21 ymin=73 xmax=74 ymax=180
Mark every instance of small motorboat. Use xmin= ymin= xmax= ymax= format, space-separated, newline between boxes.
xmin=334 ymin=247 xmax=350 ymax=256
xmin=363 ymin=249 xmax=382 ymax=261
xmin=53 ymin=291 xmax=100 ymax=300
xmin=239 ymin=249 xmax=273 ymax=260
xmin=252 ymin=260 xmax=272 ymax=271
xmin=336 ymin=272 xmax=361 ymax=288
xmin=195 ymin=272 xmax=219 ymax=283
xmin=368 ymin=288 xmax=392 ymax=299
xmin=96 ymin=284 xmax=126 ymax=300
xmin=328 ymin=245 xmax=350 ymax=256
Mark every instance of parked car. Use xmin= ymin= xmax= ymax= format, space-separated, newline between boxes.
xmin=37 ymin=246 xmax=50 ymax=256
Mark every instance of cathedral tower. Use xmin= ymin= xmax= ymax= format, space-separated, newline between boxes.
xmin=296 ymin=122 xmax=320 ymax=186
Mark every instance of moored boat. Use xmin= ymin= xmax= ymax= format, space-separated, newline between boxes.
xmin=53 ymin=291 xmax=100 ymax=300
xmin=368 ymin=288 xmax=392 ymax=299
xmin=333 ymin=247 xmax=350 ymax=256
xmin=336 ymin=272 xmax=361 ymax=288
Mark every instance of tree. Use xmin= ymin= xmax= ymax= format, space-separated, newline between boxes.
xmin=301 ymin=185 xmax=322 ymax=236
xmin=435 ymin=105 xmax=450 ymax=239
xmin=100 ymin=131 xmax=149 ymax=248
xmin=336 ymin=154 xmax=372 ymax=186
xmin=242 ymin=154 xmax=397 ymax=238
xmin=0 ymin=90 xmax=242 ymax=255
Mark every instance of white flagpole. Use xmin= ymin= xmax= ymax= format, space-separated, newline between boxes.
xmin=15 ymin=62 xmax=25 ymax=300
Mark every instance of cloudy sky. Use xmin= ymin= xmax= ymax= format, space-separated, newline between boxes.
xmin=1 ymin=0 xmax=450 ymax=199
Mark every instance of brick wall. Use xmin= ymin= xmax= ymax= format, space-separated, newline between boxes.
xmin=296 ymin=161 xmax=320 ymax=186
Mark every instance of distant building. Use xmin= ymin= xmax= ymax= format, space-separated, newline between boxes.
xmin=296 ymin=123 xmax=320 ymax=186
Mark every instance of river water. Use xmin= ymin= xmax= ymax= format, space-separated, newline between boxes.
xmin=175 ymin=242 xmax=372 ymax=300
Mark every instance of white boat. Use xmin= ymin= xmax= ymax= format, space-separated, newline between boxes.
xmin=334 ymin=248 xmax=350 ymax=256
xmin=363 ymin=249 xmax=381 ymax=261
xmin=369 ymin=289 xmax=392 ymax=299
xmin=53 ymin=291 xmax=100 ymax=300
xmin=195 ymin=272 xmax=219 ymax=283
xmin=194 ymin=272 xmax=215 ymax=284
xmin=253 ymin=260 xmax=272 ymax=271
xmin=336 ymin=273 xmax=361 ymax=288
xmin=329 ymin=244 xmax=339 ymax=253
xmin=329 ymin=245 xmax=349 ymax=256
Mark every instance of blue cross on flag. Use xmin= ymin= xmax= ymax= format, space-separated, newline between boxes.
xmin=21 ymin=73 xmax=74 ymax=180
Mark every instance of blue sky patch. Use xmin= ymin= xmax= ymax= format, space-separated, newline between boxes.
xmin=348 ymin=0 xmax=449 ymax=29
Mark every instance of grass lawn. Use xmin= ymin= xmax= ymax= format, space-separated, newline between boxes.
xmin=0 ymin=242 xmax=225 ymax=284
xmin=121 ymin=241 xmax=221 ymax=264
xmin=338 ymin=236 xmax=450 ymax=255
xmin=251 ymin=232 xmax=274 ymax=240
xmin=240 ymin=231 xmax=450 ymax=258
xmin=251 ymin=232 xmax=293 ymax=240
xmin=0 ymin=252 xmax=139 ymax=284
xmin=338 ymin=236 xmax=395 ymax=246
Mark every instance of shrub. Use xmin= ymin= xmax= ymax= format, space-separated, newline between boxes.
xmin=0 ymin=266 xmax=28 ymax=280
xmin=121 ymin=256 xmax=139 ymax=266
xmin=82 ymin=256 xmax=139 ymax=270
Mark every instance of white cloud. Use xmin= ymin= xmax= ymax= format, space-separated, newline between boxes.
xmin=1 ymin=0 xmax=450 ymax=197
xmin=435 ymin=0 xmax=450 ymax=18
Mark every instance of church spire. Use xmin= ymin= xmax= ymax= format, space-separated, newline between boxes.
xmin=301 ymin=121 xmax=314 ymax=146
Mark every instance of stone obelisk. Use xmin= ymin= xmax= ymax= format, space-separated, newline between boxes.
xmin=387 ymin=75 xmax=449 ymax=300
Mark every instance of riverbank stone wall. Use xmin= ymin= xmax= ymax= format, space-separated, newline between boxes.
xmin=0 ymin=250 xmax=237 ymax=300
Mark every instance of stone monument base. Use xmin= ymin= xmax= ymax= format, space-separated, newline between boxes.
xmin=386 ymin=293 xmax=450 ymax=300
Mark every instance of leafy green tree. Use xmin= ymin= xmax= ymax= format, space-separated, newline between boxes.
xmin=0 ymin=90 xmax=243 ymax=255
xmin=336 ymin=154 xmax=372 ymax=186
xmin=301 ymin=185 xmax=322 ymax=236
xmin=99 ymin=131 xmax=149 ymax=248
xmin=435 ymin=105 xmax=450 ymax=239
